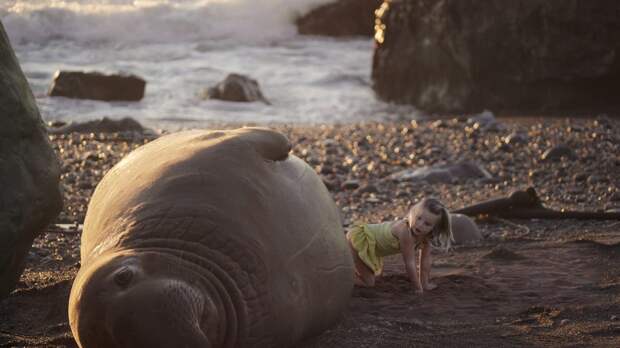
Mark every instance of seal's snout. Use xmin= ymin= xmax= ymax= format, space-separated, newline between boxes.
xmin=70 ymin=253 xmax=215 ymax=348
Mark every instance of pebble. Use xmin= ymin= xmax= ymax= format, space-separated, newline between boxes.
xmin=504 ymin=131 xmax=528 ymax=145
xmin=342 ymin=180 xmax=360 ymax=190
xmin=573 ymin=173 xmax=588 ymax=182
xmin=358 ymin=184 xmax=379 ymax=194
xmin=587 ymin=175 xmax=604 ymax=185
xmin=541 ymin=145 xmax=576 ymax=161
xmin=45 ymin=118 xmax=618 ymax=251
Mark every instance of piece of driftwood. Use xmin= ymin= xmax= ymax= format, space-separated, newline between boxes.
xmin=453 ymin=187 xmax=620 ymax=220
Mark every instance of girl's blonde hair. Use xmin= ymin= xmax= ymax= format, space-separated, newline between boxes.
xmin=412 ymin=198 xmax=454 ymax=251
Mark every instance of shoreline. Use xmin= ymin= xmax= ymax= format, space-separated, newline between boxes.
xmin=2 ymin=116 xmax=619 ymax=347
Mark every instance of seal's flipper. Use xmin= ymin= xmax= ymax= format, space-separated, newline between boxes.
xmin=236 ymin=127 xmax=291 ymax=162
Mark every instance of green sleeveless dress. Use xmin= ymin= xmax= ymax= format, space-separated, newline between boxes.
xmin=348 ymin=222 xmax=401 ymax=275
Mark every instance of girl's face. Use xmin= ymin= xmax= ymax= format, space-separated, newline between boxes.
xmin=408 ymin=204 xmax=440 ymax=236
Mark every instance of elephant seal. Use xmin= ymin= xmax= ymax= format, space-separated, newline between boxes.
xmin=68 ymin=128 xmax=354 ymax=347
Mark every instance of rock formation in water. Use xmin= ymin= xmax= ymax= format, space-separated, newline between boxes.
xmin=204 ymin=73 xmax=271 ymax=105
xmin=0 ymin=22 xmax=63 ymax=300
xmin=372 ymin=0 xmax=620 ymax=114
xmin=296 ymin=0 xmax=383 ymax=37
xmin=48 ymin=71 xmax=146 ymax=101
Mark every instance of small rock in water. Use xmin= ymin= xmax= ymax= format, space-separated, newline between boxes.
xmin=560 ymin=319 xmax=570 ymax=326
xmin=541 ymin=145 xmax=576 ymax=161
xmin=48 ymin=70 xmax=146 ymax=101
xmin=610 ymin=191 xmax=620 ymax=202
xmin=611 ymin=315 xmax=618 ymax=321
xmin=204 ymin=73 xmax=271 ymax=105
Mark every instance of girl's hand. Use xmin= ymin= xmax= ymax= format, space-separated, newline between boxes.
xmin=423 ymin=282 xmax=437 ymax=291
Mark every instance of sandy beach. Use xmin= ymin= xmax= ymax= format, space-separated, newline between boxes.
xmin=1 ymin=116 xmax=619 ymax=347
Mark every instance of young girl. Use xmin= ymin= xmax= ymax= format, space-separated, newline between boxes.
xmin=346 ymin=198 xmax=453 ymax=293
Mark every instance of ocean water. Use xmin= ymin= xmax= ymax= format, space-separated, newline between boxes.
xmin=1 ymin=0 xmax=419 ymax=130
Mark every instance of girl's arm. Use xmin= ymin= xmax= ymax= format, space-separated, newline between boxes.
xmin=420 ymin=242 xmax=434 ymax=290
xmin=396 ymin=222 xmax=423 ymax=293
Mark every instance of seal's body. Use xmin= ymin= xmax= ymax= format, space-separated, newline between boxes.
xmin=69 ymin=128 xmax=353 ymax=348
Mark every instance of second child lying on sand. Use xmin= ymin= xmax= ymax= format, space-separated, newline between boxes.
xmin=346 ymin=198 xmax=453 ymax=294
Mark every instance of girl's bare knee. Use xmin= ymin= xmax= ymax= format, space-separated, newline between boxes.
xmin=362 ymin=273 xmax=375 ymax=287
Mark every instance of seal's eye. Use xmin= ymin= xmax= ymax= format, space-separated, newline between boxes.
xmin=113 ymin=267 xmax=133 ymax=288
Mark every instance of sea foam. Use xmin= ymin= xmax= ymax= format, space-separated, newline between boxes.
xmin=1 ymin=0 xmax=333 ymax=45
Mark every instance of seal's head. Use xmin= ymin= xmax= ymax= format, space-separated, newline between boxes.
xmin=69 ymin=251 xmax=218 ymax=348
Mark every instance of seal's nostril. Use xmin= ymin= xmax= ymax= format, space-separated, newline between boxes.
xmin=113 ymin=267 xmax=133 ymax=288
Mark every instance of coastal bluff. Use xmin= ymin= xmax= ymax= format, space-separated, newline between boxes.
xmin=372 ymin=0 xmax=620 ymax=114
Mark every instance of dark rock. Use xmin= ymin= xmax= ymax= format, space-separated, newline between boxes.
xmin=318 ymin=164 xmax=333 ymax=175
xmin=388 ymin=161 xmax=492 ymax=184
xmin=610 ymin=191 xmax=620 ymax=202
xmin=296 ymin=0 xmax=382 ymax=37
xmin=322 ymin=177 xmax=338 ymax=191
xmin=342 ymin=180 xmax=360 ymax=190
xmin=573 ymin=173 xmax=588 ymax=182
xmin=47 ymin=120 xmax=66 ymax=128
xmin=504 ymin=132 xmax=528 ymax=145
xmin=358 ymin=183 xmax=379 ymax=194
xmin=496 ymin=143 xmax=511 ymax=152
xmin=586 ymin=175 xmax=605 ymax=185
xmin=541 ymin=145 xmax=577 ymax=161
xmin=204 ymin=73 xmax=270 ymax=104
xmin=48 ymin=117 xmax=145 ymax=134
xmin=372 ymin=0 xmax=620 ymax=114
xmin=0 ymin=22 xmax=62 ymax=299
xmin=48 ymin=70 xmax=146 ymax=101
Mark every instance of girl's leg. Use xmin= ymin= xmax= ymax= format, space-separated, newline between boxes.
xmin=346 ymin=233 xmax=376 ymax=287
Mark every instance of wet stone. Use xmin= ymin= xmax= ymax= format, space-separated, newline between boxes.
xmin=358 ymin=184 xmax=379 ymax=194
xmin=541 ymin=145 xmax=577 ymax=161
xmin=342 ymin=180 xmax=360 ymax=190
xmin=573 ymin=173 xmax=588 ymax=182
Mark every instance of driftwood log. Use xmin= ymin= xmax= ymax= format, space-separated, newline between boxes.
xmin=453 ymin=187 xmax=620 ymax=220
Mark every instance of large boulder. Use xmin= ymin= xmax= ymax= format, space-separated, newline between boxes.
xmin=48 ymin=70 xmax=146 ymax=101
xmin=0 ymin=22 xmax=62 ymax=299
xmin=296 ymin=0 xmax=382 ymax=37
xmin=204 ymin=73 xmax=271 ymax=104
xmin=372 ymin=0 xmax=620 ymax=114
